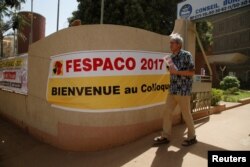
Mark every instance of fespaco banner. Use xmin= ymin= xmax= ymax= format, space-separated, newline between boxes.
xmin=47 ymin=50 xmax=170 ymax=112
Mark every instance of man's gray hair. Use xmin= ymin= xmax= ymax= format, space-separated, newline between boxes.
xmin=170 ymin=33 xmax=183 ymax=47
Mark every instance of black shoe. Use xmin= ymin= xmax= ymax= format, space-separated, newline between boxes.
xmin=153 ymin=136 xmax=170 ymax=145
xmin=182 ymin=136 xmax=197 ymax=146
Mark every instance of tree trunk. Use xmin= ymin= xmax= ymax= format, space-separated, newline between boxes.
xmin=0 ymin=34 xmax=3 ymax=58
xmin=14 ymin=29 xmax=16 ymax=56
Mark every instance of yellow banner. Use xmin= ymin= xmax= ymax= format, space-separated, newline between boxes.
xmin=47 ymin=75 xmax=169 ymax=111
xmin=47 ymin=50 xmax=170 ymax=112
xmin=0 ymin=58 xmax=24 ymax=68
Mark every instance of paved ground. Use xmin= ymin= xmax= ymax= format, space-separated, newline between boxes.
xmin=0 ymin=104 xmax=250 ymax=167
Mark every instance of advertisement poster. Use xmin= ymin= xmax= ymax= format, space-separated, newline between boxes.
xmin=47 ymin=50 xmax=170 ymax=112
xmin=0 ymin=54 xmax=28 ymax=94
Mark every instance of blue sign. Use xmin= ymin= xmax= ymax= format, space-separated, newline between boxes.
xmin=177 ymin=0 xmax=250 ymax=20
xmin=179 ymin=4 xmax=192 ymax=19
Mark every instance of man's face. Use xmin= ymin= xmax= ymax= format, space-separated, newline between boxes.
xmin=170 ymin=40 xmax=181 ymax=53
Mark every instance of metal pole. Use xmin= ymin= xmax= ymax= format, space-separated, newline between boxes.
xmin=56 ymin=0 xmax=60 ymax=31
xmin=14 ymin=10 xmax=16 ymax=56
xmin=195 ymin=29 xmax=213 ymax=76
xmin=29 ymin=0 xmax=34 ymax=45
xmin=14 ymin=29 xmax=16 ymax=56
xmin=185 ymin=19 xmax=188 ymax=50
xmin=100 ymin=0 xmax=104 ymax=24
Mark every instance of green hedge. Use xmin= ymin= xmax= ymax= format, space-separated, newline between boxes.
xmin=211 ymin=88 xmax=223 ymax=106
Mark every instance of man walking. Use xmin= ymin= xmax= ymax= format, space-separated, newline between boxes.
xmin=154 ymin=33 xmax=197 ymax=146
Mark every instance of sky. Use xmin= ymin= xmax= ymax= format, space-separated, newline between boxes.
xmin=20 ymin=0 xmax=78 ymax=36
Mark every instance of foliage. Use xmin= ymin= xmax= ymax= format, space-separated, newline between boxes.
xmin=0 ymin=0 xmax=26 ymax=57
xmin=211 ymin=88 xmax=223 ymax=106
xmin=223 ymin=90 xmax=250 ymax=102
xmin=220 ymin=76 xmax=240 ymax=91
xmin=224 ymin=87 xmax=239 ymax=95
xmin=3 ymin=0 xmax=25 ymax=10
xmin=0 ymin=19 xmax=12 ymax=57
xmin=196 ymin=21 xmax=213 ymax=52
xmin=0 ymin=1 xmax=10 ymax=19
xmin=70 ymin=0 xmax=213 ymax=52
xmin=69 ymin=0 xmax=182 ymax=35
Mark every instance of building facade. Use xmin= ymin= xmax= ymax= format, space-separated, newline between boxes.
xmin=210 ymin=6 xmax=250 ymax=88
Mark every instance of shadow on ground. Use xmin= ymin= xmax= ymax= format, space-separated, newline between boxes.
xmin=0 ymin=116 xmax=227 ymax=167
xmin=151 ymin=117 xmax=226 ymax=167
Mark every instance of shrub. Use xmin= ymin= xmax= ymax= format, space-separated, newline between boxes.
xmin=223 ymin=95 xmax=238 ymax=102
xmin=211 ymin=88 xmax=223 ymax=106
xmin=223 ymin=87 xmax=239 ymax=95
xmin=220 ymin=76 xmax=240 ymax=90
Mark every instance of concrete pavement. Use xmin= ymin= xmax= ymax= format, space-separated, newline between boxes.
xmin=1 ymin=104 xmax=250 ymax=167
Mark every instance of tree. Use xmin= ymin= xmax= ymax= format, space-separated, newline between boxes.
xmin=0 ymin=20 xmax=12 ymax=58
xmin=196 ymin=21 xmax=213 ymax=52
xmin=0 ymin=0 xmax=26 ymax=57
xmin=4 ymin=0 xmax=26 ymax=9
xmin=0 ymin=2 xmax=10 ymax=19
xmin=68 ymin=0 xmax=181 ymax=35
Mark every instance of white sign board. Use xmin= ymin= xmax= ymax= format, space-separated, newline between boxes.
xmin=0 ymin=54 xmax=28 ymax=94
xmin=177 ymin=0 xmax=250 ymax=20
xmin=46 ymin=50 xmax=170 ymax=112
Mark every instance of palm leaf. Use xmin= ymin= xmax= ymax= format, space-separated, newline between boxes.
xmin=0 ymin=20 xmax=12 ymax=34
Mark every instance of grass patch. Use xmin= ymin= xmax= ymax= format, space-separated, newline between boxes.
xmin=223 ymin=90 xmax=250 ymax=102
